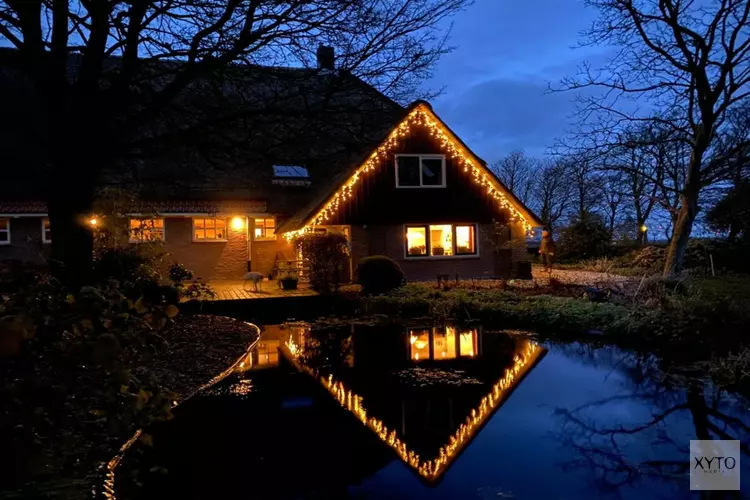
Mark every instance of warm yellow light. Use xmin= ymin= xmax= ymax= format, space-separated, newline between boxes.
xmin=231 ymin=216 xmax=245 ymax=230
xmin=283 ymin=104 xmax=536 ymax=241
xmin=89 ymin=217 xmax=98 ymax=226
xmin=640 ymin=224 xmax=648 ymax=232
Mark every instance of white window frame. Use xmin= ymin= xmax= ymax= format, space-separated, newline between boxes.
xmin=41 ymin=218 xmax=52 ymax=244
xmin=403 ymin=223 xmax=480 ymax=260
xmin=253 ymin=217 xmax=276 ymax=241
xmin=395 ymin=154 xmax=447 ymax=188
xmin=129 ymin=218 xmax=166 ymax=243
xmin=192 ymin=216 xmax=228 ymax=242
xmin=0 ymin=218 xmax=9 ymax=245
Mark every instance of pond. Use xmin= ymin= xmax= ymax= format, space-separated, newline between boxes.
xmin=114 ymin=323 xmax=749 ymax=499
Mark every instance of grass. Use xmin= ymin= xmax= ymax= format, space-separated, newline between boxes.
xmin=359 ymin=281 xmax=750 ymax=356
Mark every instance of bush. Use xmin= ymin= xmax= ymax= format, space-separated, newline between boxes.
xmin=356 ymin=256 xmax=405 ymax=295
xmin=294 ymin=232 xmax=349 ymax=293
xmin=631 ymin=245 xmax=666 ymax=270
xmin=557 ymin=215 xmax=611 ymax=260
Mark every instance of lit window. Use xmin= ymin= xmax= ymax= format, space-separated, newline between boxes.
xmin=429 ymin=225 xmax=454 ymax=256
xmin=433 ymin=327 xmax=457 ymax=360
xmin=406 ymin=226 xmax=427 ymax=256
xmin=409 ymin=329 xmax=431 ymax=361
xmin=129 ymin=218 xmax=165 ymax=243
xmin=395 ymin=154 xmax=445 ymax=188
xmin=254 ymin=218 xmax=276 ymax=241
xmin=405 ymin=224 xmax=477 ymax=258
xmin=455 ymin=225 xmax=476 ymax=255
xmin=459 ymin=330 xmax=477 ymax=357
xmin=0 ymin=218 xmax=9 ymax=244
xmin=193 ymin=217 xmax=227 ymax=241
xmin=42 ymin=218 xmax=51 ymax=243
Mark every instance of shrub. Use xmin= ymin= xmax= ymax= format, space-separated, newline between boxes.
xmin=294 ymin=232 xmax=349 ymax=293
xmin=631 ymin=245 xmax=666 ymax=270
xmin=557 ymin=215 xmax=611 ymax=260
xmin=356 ymin=256 xmax=405 ymax=295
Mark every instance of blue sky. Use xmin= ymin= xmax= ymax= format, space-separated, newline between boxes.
xmin=426 ymin=0 xmax=610 ymax=162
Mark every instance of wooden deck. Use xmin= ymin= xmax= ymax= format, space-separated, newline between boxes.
xmin=206 ymin=280 xmax=318 ymax=301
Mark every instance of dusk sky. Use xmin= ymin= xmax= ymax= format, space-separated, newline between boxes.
xmin=426 ymin=0 xmax=612 ymax=162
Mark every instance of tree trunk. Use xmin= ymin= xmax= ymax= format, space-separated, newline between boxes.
xmin=663 ymin=186 xmax=699 ymax=276
xmin=48 ymin=165 xmax=97 ymax=285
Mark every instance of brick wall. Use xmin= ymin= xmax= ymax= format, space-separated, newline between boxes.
xmin=162 ymin=217 xmax=248 ymax=280
xmin=354 ymin=223 xmax=509 ymax=281
xmin=0 ymin=216 xmax=49 ymax=265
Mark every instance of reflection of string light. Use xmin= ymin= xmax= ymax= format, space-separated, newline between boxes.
xmin=283 ymin=103 xmax=535 ymax=241
xmin=286 ymin=336 xmax=542 ymax=481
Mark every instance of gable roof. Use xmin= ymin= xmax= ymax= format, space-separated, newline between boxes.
xmin=277 ymin=101 xmax=543 ymax=235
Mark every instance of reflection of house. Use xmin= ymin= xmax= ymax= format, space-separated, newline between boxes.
xmin=283 ymin=326 xmax=546 ymax=483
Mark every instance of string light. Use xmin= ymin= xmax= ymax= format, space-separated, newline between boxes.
xmin=285 ymin=336 xmax=542 ymax=482
xmin=284 ymin=104 xmax=536 ymax=240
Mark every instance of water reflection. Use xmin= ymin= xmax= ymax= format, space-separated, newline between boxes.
xmin=408 ymin=326 xmax=478 ymax=361
xmin=283 ymin=324 xmax=546 ymax=483
xmin=114 ymin=324 xmax=750 ymax=500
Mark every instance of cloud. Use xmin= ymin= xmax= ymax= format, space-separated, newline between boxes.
xmin=433 ymin=77 xmax=587 ymax=161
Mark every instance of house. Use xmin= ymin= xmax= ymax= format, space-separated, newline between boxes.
xmin=0 ymin=48 xmax=541 ymax=282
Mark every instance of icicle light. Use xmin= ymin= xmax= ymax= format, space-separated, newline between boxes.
xmin=284 ymin=104 xmax=536 ymax=240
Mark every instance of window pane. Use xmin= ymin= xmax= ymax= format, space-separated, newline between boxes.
xmin=397 ymin=156 xmax=420 ymax=186
xmin=205 ymin=218 xmax=215 ymax=229
xmin=409 ymin=329 xmax=430 ymax=361
xmin=195 ymin=229 xmax=204 ymax=240
xmin=0 ymin=219 xmax=8 ymax=230
xmin=433 ymin=326 xmax=457 ymax=360
xmin=429 ymin=225 xmax=453 ymax=256
xmin=421 ymin=158 xmax=444 ymax=186
xmin=194 ymin=218 xmax=205 ymax=229
xmin=406 ymin=227 xmax=427 ymax=256
xmin=205 ymin=228 xmax=216 ymax=239
xmin=459 ymin=330 xmax=477 ymax=357
xmin=455 ymin=225 xmax=476 ymax=254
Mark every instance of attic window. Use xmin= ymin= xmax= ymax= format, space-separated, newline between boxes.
xmin=272 ymin=165 xmax=311 ymax=186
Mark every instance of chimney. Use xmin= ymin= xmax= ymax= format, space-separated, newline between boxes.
xmin=316 ymin=45 xmax=335 ymax=70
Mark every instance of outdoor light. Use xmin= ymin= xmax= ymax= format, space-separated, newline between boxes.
xmin=231 ymin=216 xmax=245 ymax=230
xmin=88 ymin=217 xmax=98 ymax=226
xmin=640 ymin=224 xmax=648 ymax=233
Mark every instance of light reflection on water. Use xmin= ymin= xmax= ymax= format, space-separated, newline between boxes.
xmin=115 ymin=323 xmax=750 ymax=499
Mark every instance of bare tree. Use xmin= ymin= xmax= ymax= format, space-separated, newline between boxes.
xmin=560 ymin=0 xmax=750 ymax=275
xmin=0 ymin=0 xmax=469 ymax=282
xmin=491 ymin=150 xmax=535 ymax=206
xmin=531 ymin=159 xmax=572 ymax=232
xmin=597 ymin=172 xmax=626 ymax=238
xmin=566 ymin=155 xmax=601 ymax=222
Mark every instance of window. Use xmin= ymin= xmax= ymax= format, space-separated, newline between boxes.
xmin=395 ymin=154 xmax=446 ymax=188
xmin=455 ymin=225 xmax=476 ymax=255
xmin=272 ymin=165 xmax=311 ymax=186
xmin=0 ymin=218 xmax=9 ymax=245
xmin=405 ymin=224 xmax=478 ymax=258
xmin=406 ymin=226 xmax=427 ymax=256
xmin=254 ymin=218 xmax=276 ymax=241
xmin=193 ymin=217 xmax=227 ymax=241
xmin=129 ymin=218 xmax=165 ymax=243
xmin=42 ymin=218 xmax=51 ymax=243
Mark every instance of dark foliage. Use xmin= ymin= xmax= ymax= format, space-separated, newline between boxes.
xmin=295 ymin=233 xmax=349 ymax=294
xmin=707 ymin=180 xmax=750 ymax=242
xmin=356 ymin=255 xmax=405 ymax=295
xmin=558 ymin=214 xmax=611 ymax=260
